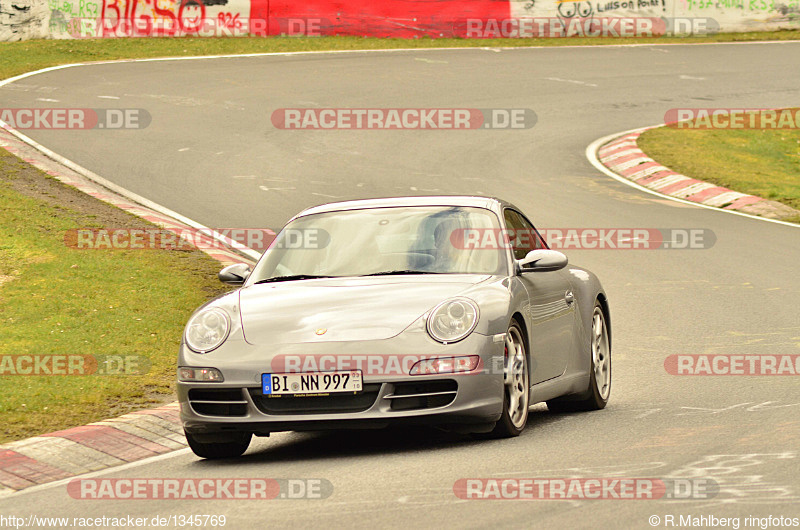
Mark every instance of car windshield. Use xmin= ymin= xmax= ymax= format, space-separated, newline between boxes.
xmin=249 ymin=206 xmax=507 ymax=282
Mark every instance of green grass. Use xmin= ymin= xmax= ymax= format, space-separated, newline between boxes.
xmin=0 ymin=150 xmax=229 ymax=442
xmin=637 ymin=111 xmax=800 ymax=220
xmin=2 ymin=30 xmax=800 ymax=80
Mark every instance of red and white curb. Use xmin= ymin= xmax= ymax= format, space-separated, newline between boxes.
xmin=0 ymin=405 xmax=184 ymax=496
xmin=596 ymin=127 xmax=800 ymax=221
xmin=0 ymin=128 xmax=259 ymax=494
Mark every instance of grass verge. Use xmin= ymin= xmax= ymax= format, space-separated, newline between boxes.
xmin=0 ymin=149 xmax=230 ymax=443
xmin=1 ymin=31 xmax=800 ymax=80
xmin=637 ymin=111 xmax=800 ymax=222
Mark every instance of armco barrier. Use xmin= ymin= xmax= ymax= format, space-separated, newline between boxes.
xmin=1 ymin=0 xmax=799 ymax=42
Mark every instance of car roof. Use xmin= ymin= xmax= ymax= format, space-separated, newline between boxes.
xmin=294 ymin=195 xmax=515 ymax=219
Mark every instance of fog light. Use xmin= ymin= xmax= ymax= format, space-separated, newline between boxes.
xmin=178 ymin=367 xmax=224 ymax=382
xmin=409 ymin=356 xmax=481 ymax=375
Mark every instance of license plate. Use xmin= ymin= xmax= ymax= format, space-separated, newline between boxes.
xmin=262 ymin=371 xmax=363 ymax=396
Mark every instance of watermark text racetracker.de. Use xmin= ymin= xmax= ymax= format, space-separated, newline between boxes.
xmin=56 ymin=16 xmax=718 ymax=38
xmin=0 ymin=109 xmax=150 ymax=130
xmin=270 ymin=354 xmax=488 ymax=378
xmin=458 ymin=17 xmax=719 ymax=38
xmin=665 ymin=355 xmax=800 ymax=376
xmin=0 ymin=354 xmax=149 ymax=376
xmin=451 ymin=228 xmax=715 ymax=250
xmin=271 ymin=108 xmax=537 ymax=130
xmin=54 ymin=16 xmax=335 ymax=38
xmin=64 ymin=227 xmax=714 ymax=251
xmin=453 ymin=478 xmax=719 ymax=500
xmin=665 ymin=108 xmax=800 ymax=129
xmin=68 ymin=478 xmax=333 ymax=500
xmin=63 ymin=228 xmax=327 ymax=252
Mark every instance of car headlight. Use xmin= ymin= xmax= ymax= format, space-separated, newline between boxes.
xmin=185 ymin=308 xmax=231 ymax=353
xmin=426 ymin=298 xmax=479 ymax=344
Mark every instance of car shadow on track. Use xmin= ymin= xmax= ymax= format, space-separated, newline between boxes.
xmin=190 ymin=405 xmax=583 ymax=466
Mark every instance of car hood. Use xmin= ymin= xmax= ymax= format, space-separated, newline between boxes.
xmin=238 ymin=275 xmax=491 ymax=344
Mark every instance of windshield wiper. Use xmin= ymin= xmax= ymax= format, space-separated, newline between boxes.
xmin=359 ymin=270 xmax=444 ymax=277
xmin=254 ymin=275 xmax=335 ymax=284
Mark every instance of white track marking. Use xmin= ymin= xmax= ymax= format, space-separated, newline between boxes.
xmin=259 ymin=186 xmax=296 ymax=192
xmin=0 ymin=449 xmax=193 ymax=499
xmin=545 ymin=76 xmax=598 ymax=87
xmin=585 ymin=128 xmax=800 ymax=228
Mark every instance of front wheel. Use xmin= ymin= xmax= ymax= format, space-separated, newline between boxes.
xmin=490 ymin=321 xmax=530 ymax=437
xmin=547 ymin=301 xmax=611 ymax=412
xmin=185 ymin=430 xmax=252 ymax=459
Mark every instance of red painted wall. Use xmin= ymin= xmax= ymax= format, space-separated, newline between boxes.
xmin=267 ymin=0 xmax=511 ymax=38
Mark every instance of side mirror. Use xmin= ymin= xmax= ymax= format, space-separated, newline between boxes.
xmin=218 ymin=263 xmax=251 ymax=285
xmin=516 ymin=249 xmax=568 ymax=273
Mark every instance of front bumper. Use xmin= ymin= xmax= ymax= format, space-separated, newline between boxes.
xmin=178 ymin=331 xmax=505 ymax=434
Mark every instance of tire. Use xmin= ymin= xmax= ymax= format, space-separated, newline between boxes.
xmin=547 ymin=301 xmax=611 ymax=413
xmin=185 ymin=430 xmax=252 ymax=459
xmin=489 ymin=321 xmax=530 ymax=437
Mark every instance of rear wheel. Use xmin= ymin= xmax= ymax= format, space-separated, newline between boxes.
xmin=547 ymin=301 xmax=610 ymax=412
xmin=185 ymin=430 xmax=251 ymax=459
xmin=490 ymin=321 xmax=530 ymax=437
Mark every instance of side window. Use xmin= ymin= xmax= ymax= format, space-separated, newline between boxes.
xmin=517 ymin=212 xmax=548 ymax=251
xmin=503 ymin=209 xmax=546 ymax=260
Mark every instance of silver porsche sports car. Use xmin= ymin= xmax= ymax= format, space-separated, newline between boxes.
xmin=178 ymin=196 xmax=611 ymax=459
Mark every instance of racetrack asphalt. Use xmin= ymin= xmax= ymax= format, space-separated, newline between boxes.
xmin=0 ymin=43 xmax=799 ymax=528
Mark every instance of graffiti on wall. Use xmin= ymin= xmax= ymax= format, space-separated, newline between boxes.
xmin=45 ymin=0 xmax=255 ymax=38
xmin=511 ymin=0 xmax=799 ymax=30
xmin=681 ymin=0 xmax=799 ymax=11
xmin=47 ymin=0 xmax=100 ymax=38
xmin=524 ymin=0 xmax=666 ymax=20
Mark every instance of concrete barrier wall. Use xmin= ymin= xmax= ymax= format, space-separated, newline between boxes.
xmin=511 ymin=0 xmax=799 ymax=34
xmin=1 ymin=0 xmax=798 ymax=41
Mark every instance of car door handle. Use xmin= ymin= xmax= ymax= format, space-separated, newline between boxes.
xmin=564 ymin=290 xmax=575 ymax=305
